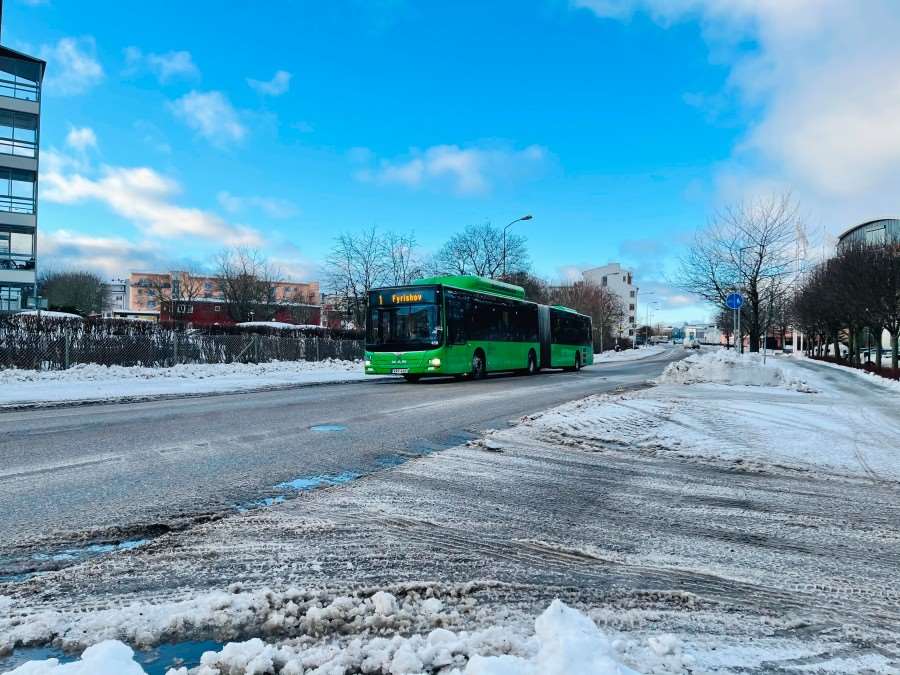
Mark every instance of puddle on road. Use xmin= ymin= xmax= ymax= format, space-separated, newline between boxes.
xmin=32 ymin=538 xmax=148 ymax=563
xmin=309 ymin=423 xmax=347 ymax=432
xmin=276 ymin=470 xmax=360 ymax=491
xmin=0 ymin=539 xmax=150 ymax=584
xmin=0 ymin=640 xmax=224 ymax=675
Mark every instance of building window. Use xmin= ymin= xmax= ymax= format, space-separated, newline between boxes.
xmin=629 ymin=290 xmax=635 ymax=298
xmin=865 ymin=223 xmax=887 ymax=247
xmin=214 ymin=305 xmax=221 ymax=312
xmin=0 ymin=168 xmax=35 ymax=214
xmin=0 ymin=286 xmax=22 ymax=311
xmin=0 ymin=230 xmax=33 ymax=268
xmin=629 ymin=304 xmax=635 ymax=311
xmin=0 ymin=56 xmax=41 ymax=102
xmin=0 ymin=111 xmax=37 ymax=158
xmin=601 ymin=276 xmax=607 ymax=286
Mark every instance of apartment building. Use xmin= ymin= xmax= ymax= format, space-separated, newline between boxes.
xmin=582 ymin=262 xmax=636 ymax=337
xmin=0 ymin=46 xmax=44 ymax=313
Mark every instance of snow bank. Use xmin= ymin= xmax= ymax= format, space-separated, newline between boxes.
xmin=6 ymin=641 xmax=145 ymax=674
xmin=0 ymin=360 xmax=382 ymax=406
xmin=657 ymin=350 xmax=812 ymax=390
xmin=592 ymin=346 xmax=667 ymax=364
xmin=6 ymin=601 xmax=662 ymax=674
xmin=506 ymin=353 xmax=900 ymax=481
xmin=464 ymin=600 xmax=640 ymax=675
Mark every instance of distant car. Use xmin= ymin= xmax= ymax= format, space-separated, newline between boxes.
xmin=683 ymin=339 xmax=700 ymax=350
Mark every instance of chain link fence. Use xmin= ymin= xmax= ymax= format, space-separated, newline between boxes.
xmin=0 ymin=331 xmax=365 ymax=371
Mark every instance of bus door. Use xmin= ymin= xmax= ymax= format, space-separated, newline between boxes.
xmin=538 ymin=305 xmax=551 ymax=368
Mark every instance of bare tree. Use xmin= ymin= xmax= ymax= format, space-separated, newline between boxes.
xmin=432 ymin=222 xmax=529 ymax=279
xmin=382 ymin=231 xmax=423 ymax=286
xmin=677 ymin=194 xmax=798 ymax=352
xmin=39 ymin=270 xmax=104 ymax=316
xmin=500 ymin=271 xmax=550 ymax=303
xmin=155 ymin=267 xmax=207 ymax=324
xmin=325 ymin=227 xmax=387 ymax=329
xmin=214 ymin=248 xmax=279 ymax=322
xmin=550 ymin=281 xmax=624 ymax=352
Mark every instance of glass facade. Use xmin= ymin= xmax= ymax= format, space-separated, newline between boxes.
xmin=0 ymin=285 xmax=21 ymax=311
xmin=0 ymin=55 xmax=41 ymax=102
xmin=0 ymin=110 xmax=37 ymax=157
xmin=0 ymin=168 xmax=36 ymax=214
xmin=838 ymin=219 xmax=900 ymax=250
xmin=0 ymin=230 xmax=34 ymax=269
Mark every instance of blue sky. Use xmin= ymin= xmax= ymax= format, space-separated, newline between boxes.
xmin=10 ymin=1 xmax=897 ymax=324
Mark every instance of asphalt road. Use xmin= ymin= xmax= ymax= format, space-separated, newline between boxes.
xmin=0 ymin=348 xmax=683 ymax=563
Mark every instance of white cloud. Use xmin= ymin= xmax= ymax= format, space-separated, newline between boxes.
xmin=125 ymin=47 xmax=199 ymax=83
xmin=38 ymin=230 xmax=167 ymax=278
xmin=65 ymin=126 xmax=97 ymax=152
xmin=575 ymin=0 xmax=900 ymax=230
xmin=41 ymin=150 xmax=261 ymax=246
xmin=169 ymin=91 xmax=246 ymax=146
xmin=247 ymin=70 xmax=292 ymax=96
xmin=356 ymin=143 xmax=548 ymax=196
xmin=39 ymin=36 xmax=104 ymax=95
xmin=217 ymin=191 xmax=298 ymax=219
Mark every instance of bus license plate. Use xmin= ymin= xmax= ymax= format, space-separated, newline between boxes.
xmin=391 ymin=368 xmax=409 ymax=374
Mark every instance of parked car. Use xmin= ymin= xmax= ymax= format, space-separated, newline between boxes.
xmin=683 ymin=339 xmax=700 ymax=350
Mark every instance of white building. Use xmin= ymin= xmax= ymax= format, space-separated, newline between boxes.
xmin=102 ymin=278 xmax=129 ymax=315
xmin=684 ymin=323 xmax=721 ymax=344
xmin=583 ymin=262 xmax=636 ymax=337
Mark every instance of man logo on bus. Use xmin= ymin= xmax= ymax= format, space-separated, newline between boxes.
xmin=391 ymin=293 xmax=422 ymax=303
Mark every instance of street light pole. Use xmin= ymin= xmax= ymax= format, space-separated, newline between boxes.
xmin=502 ymin=214 xmax=533 ymax=277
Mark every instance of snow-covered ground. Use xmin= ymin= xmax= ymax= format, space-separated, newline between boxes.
xmin=4 ymin=351 xmax=899 ymax=673
xmin=518 ymin=349 xmax=900 ymax=481
xmin=591 ymin=345 xmax=667 ymax=363
xmin=0 ymin=360 xmax=380 ymax=407
xmin=5 ymin=599 xmax=660 ymax=675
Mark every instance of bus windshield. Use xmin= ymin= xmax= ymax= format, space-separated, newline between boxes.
xmin=366 ymin=288 xmax=442 ymax=351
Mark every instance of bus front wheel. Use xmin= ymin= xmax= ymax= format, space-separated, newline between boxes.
xmin=403 ymin=374 xmax=421 ymax=383
xmin=471 ymin=351 xmax=487 ymax=380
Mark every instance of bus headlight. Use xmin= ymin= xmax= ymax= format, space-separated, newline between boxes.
xmin=429 ymin=358 xmax=441 ymax=367
xmin=364 ymin=360 xmax=372 ymax=367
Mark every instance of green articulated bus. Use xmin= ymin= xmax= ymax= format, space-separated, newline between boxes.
xmin=364 ymin=275 xmax=593 ymax=382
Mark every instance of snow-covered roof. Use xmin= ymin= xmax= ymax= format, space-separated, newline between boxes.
xmin=15 ymin=310 xmax=83 ymax=319
xmin=235 ymin=321 xmax=323 ymax=329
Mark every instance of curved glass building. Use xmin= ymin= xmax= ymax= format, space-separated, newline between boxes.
xmin=837 ymin=218 xmax=900 ymax=251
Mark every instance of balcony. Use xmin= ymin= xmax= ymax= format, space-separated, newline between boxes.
xmin=0 ymin=251 xmax=35 ymax=285
xmin=0 ymin=193 xmax=34 ymax=214
xmin=0 ymin=76 xmax=38 ymax=103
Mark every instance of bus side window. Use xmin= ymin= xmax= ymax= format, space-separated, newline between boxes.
xmin=447 ymin=292 xmax=468 ymax=344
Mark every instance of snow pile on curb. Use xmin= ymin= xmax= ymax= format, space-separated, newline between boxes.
xmin=463 ymin=599 xmax=642 ymax=674
xmin=0 ymin=359 xmax=362 ymax=385
xmin=0 ymin=360 xmax=381 ymax=406
xmin=592 ymin=346 xmax=666 ymax=364
xmin=657 ymin=350 xmax=812 ymax=390
xmin=6 ymin=600 xmax=668 ymax=674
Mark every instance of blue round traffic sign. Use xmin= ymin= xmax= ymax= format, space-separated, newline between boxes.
xmin=725 ymin=292 xmax=743 ymax=310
